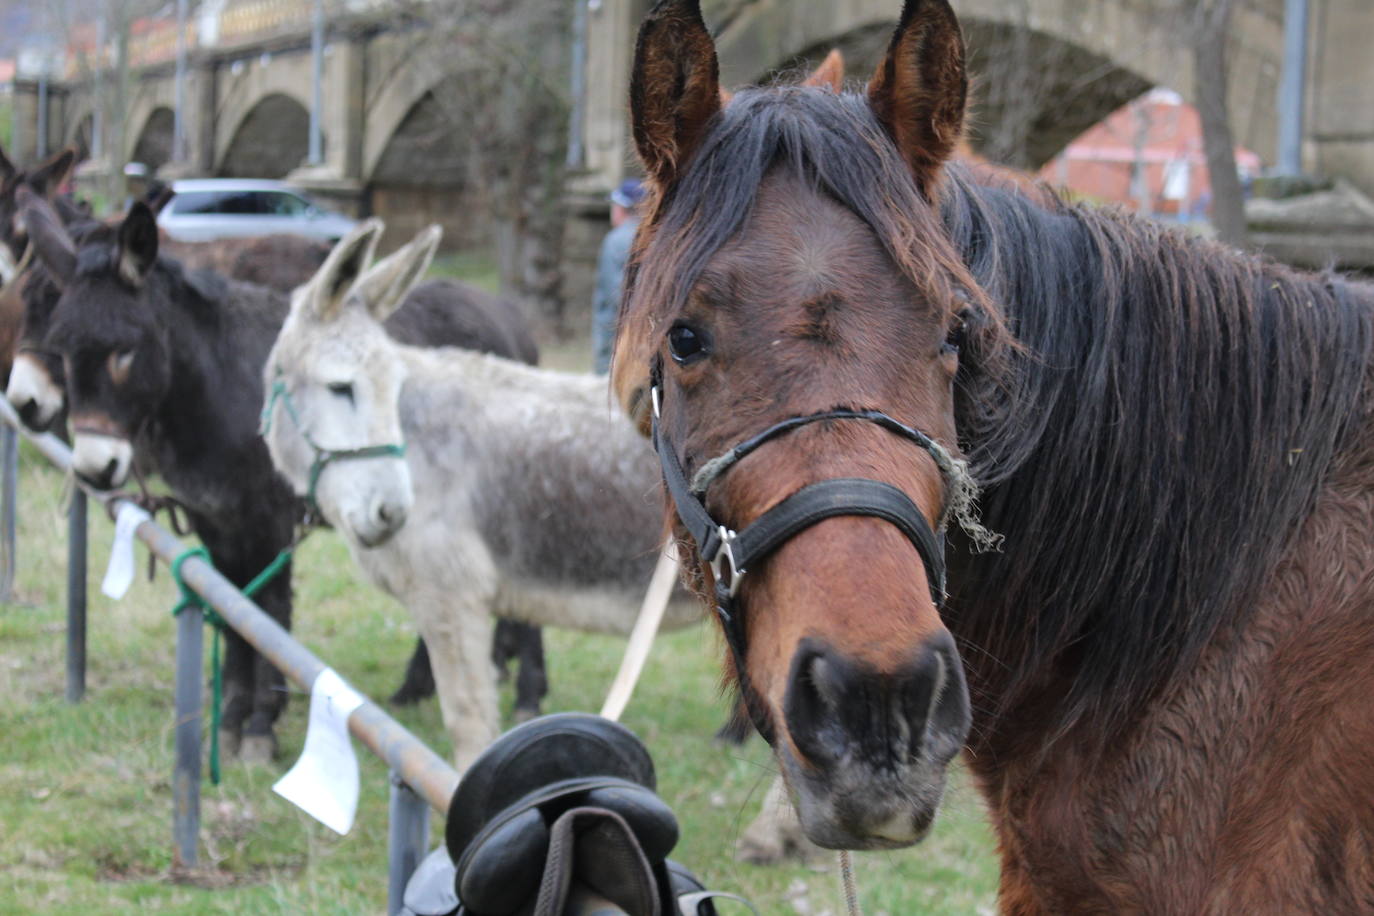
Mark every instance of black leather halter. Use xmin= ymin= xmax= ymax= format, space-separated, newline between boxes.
xmin=649 ymin=367 xmax=954 ymax=741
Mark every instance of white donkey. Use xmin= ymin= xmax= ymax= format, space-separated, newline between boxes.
xmin=262 ymin=222 xmax=702 ymax=769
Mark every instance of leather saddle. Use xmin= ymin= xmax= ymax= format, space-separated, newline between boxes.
xmin=400 ymin=713 xmax=757 ymax=916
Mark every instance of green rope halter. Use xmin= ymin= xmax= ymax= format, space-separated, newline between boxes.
xmin=169 ymin=544 xmax=294 ymax=785
xmin=260 ymin=378 xmax=407 ymax=520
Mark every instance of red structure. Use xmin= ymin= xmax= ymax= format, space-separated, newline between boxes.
xmin=1039 ymin=88 xmax=1263 ymax=221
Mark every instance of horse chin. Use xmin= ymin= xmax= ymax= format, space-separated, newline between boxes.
xmin=779 ymin=745 xmax=949 ymax=850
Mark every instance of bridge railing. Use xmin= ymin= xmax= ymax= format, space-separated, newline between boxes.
xmin=0 ymin=395 xmax=458 ymax=915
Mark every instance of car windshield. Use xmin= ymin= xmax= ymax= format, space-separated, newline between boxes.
xmin=170 ymin=188 xmax=324 ymax=217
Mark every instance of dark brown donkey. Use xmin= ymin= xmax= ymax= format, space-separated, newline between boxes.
xmin=22 ymin=197 xmax=548 ymax=760
xmin=619 ymin=0 xmax=1374 ymax=911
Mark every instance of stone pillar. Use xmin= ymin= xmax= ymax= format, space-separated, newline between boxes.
xmin=287 ymin=33 xmax=366 ymax=217
xmin=564 ymin=0 xmax=649 ymax=324
xmin=1307 ymin=0 xmax=1374 ymax=196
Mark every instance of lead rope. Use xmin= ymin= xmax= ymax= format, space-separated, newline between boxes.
xmin=839 ymin=850 xmax=863 ymax=916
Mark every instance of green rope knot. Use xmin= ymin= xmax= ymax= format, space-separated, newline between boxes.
xmin=169 ymin=546 xmax=293 ymax=786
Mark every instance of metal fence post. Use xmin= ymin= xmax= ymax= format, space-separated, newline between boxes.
xmin=0 ymin=425 xmax=17 ymax=603
xmin=65 ymin=490 xmax=87 ymax=703
xmin=387 ymin=772 xmax=430 ymax=915
xmin=172 ymin=606 xmax=204 ymax=869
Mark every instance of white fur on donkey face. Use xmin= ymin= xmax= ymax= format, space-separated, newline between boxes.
xmin=264 ymin=220 xmax=437 ymax=549
xmin=6 ymin=352 xmax=65 ymax=429
xmin=265 ymin=308 xmax=413 ymax=547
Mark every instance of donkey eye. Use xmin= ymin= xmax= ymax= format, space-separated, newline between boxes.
xmin=107 ymin=350 xmax=135 ymax=385
xmin=328 ymin=382 xmax=355 ymax=402
xmin=667 ymin=323 xmax=709 ymax=364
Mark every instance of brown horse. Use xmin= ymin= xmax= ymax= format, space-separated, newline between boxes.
xmin=618 ymin=0 xmax=1374 ymax=911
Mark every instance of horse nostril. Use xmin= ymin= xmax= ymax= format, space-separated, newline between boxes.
xmin=784 ymin=645 xmax=850 ymax=766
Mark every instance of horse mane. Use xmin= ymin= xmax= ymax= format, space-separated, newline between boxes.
xmin=940 ymin=168 xmax=1374 ymax=745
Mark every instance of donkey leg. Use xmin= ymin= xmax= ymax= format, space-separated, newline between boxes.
xmin=217 ymin=630 xmax=255 ymax=760
xmin=510 ymin=622 xmax=547 ymax=722
xmin=416 ymin=596 xmax=500 ymax=772
xmin=239 ymin=555 xmax=293 ymax=764
xmin=736 ymin=775 xmax=829 ymax=866
xmin=389 ymin=637 xmax=437 ymax=706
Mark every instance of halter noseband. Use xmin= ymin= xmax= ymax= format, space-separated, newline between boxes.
xmin=260 ymin=377 xmax=406 ymax=521
xmin=649 ymin=364 xmax=956 ymax=741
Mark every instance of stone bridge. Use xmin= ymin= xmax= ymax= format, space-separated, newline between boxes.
xmin=7 ymin=0 xmax=1371 ymax=266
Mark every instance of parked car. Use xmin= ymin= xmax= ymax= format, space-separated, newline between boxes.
xmin=155 ymin=179 xmax=358 ymax=243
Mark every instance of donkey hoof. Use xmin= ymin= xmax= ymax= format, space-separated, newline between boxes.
xmin=218 ymin=727 xmax=242 ymax=761
xmin=240 ymin=733 xmax=278 ymax=765
xmin=388 ymin=684 xmax=431 ymax=707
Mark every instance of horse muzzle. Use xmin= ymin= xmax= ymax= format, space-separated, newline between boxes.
xmin=779 ymin=631 xmax=970 ymax=850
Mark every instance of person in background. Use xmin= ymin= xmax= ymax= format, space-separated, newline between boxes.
xmin=591 ymin=178 xmax=645 ymax=374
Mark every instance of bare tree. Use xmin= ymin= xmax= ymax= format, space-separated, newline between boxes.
xmin=393 ymin=0 xmax=573 ymax=328
xmin=1188 ymin=0 xmax=1248 ymax=246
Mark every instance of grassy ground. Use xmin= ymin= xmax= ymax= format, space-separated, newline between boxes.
xmin=0 ymin=252 xmax=1000 ymax=913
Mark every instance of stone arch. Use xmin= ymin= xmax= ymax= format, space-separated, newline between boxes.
xmin=710 ymin=0 xmax=1283 ymax=165
xmin=366 ymin=77 xmax=481 ymax=250
xmin=216 ymin=92 xmax=311 ymax=178
xmin=130 ymin=106 xmax=175 ymax=173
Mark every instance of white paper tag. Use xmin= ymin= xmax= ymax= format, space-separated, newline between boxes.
xmin=101 ymin=503 xmax=151 ymax=599
xmin=273 ymin=667 xmax=367 ymax=835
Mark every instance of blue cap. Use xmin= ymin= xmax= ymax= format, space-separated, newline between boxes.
xmin=610 ymin=178 xmax=645 ymax=209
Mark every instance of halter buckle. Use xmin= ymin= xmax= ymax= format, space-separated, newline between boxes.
xmin=709 ymin=525 xmax=744 ymax=597
xmin=650 ymin=385 xmax=662 ymax=419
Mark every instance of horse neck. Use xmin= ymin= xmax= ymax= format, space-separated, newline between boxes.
xmin=942 ymin=176 xmax=1374 ymax=759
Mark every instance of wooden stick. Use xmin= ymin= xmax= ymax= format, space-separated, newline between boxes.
xmin=600 ymin=539 xmax=679 ymax=722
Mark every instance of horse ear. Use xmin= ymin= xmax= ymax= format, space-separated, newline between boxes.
xmin=16 ymin=186 xmax=76 ymax=287
xmin=27 ymin=148 xmax=77 ymax=200
xmin=117 ymin=203 xmax=159 ymax=283
xmin=354 ymin=225 xmax=442 ymax=322
xmin=309 ymin=219 xmax=383 ymax=320
xmin=802 ymin=49 xmax=844 ymax=92
xmin=630 ymin=0 xmax=721 ymax=188
xmin=866 ymin=0 xmax=967 ymax=196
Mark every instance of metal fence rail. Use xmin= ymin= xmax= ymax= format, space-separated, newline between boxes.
xmin=0 ymin=396 xmax=458 ymax=914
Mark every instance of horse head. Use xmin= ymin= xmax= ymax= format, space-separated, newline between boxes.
xmin=619 ymin=0 xmax=987 ymax=851
xmin=262 ymin=221 xmax=437 ymax=547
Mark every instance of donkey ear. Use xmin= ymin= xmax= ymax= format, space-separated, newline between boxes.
xmin=354 ymin=225 xmax=441 ymax=322
xmin=866 ymin=0 xmax=967 ymax=196
xmin=17 ymin=186 xmax=76 ymax=286
xmin=802 ymin=49 xmax=844 ymax=92
xmin=28 ymin=148 xmax=77 ymax=200
xmin=309 ymin=219 xmax=382 ymax=320
xmin=117 ymin=203 xmax=159 ymax=282
xmin=145 ymin=183 xmax=175 ymax=217
xmin=630 ymin=0 xmax=721 ymax=188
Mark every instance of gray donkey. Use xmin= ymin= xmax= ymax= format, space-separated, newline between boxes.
xmin=262 ymin=222 xmax=702 ymax=768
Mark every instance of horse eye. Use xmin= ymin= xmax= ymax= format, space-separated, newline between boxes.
xmin=944 ymin=309 xmax=971 ymax=354
xmin=328 ymin=381 xmax=355 ymax=402
xmin=667 ymin=324 xmax=708 ymax=364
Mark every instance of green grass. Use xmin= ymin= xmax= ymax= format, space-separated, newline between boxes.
xmin=429 ymin=250 xmax=501 ymax=294
xmin=0 ymin=445 xmax=999 ymax=912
